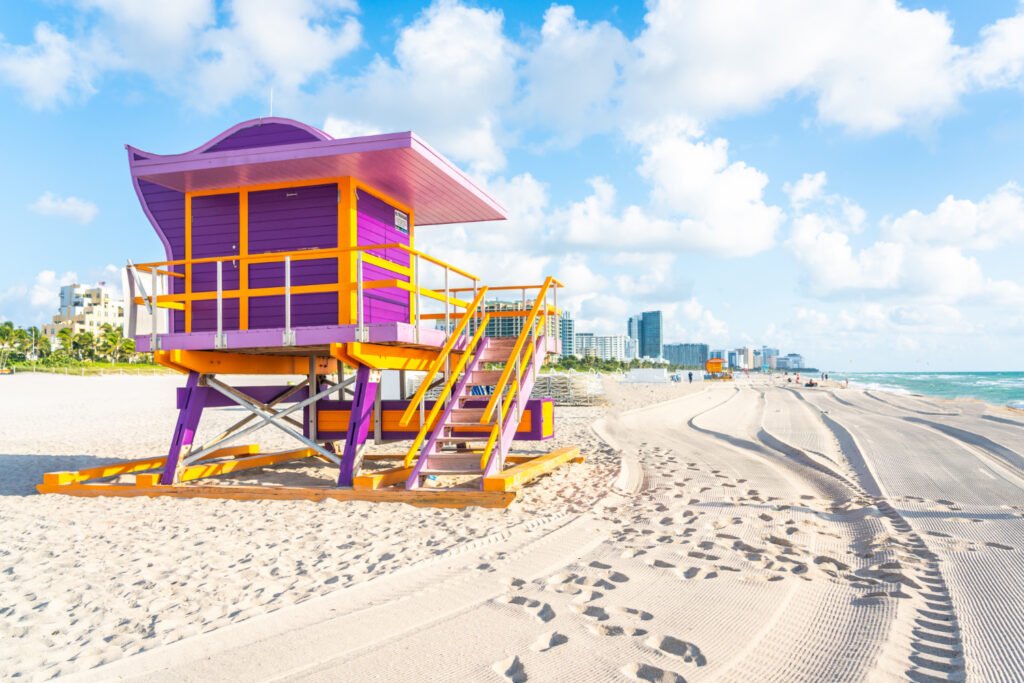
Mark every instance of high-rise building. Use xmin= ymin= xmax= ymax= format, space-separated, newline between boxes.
xmin=710 ymin=349 xmax=726 ymax=368
xmin=465 ymin=300 xmax=558 ymax=339
xmin=776 ymin=353 xmax=805 ymax=370
xmin=575 ymin=332 xmax=595 ymax=357
xmin=762 ymin=347 xmax=780 ymax=369
xmin=627 ymin=310 xmax=663 ymax=359
xmin=663 ymin=343 xmax=709 ymax=367
xmin=559 ymin=311 xmax=575 ymax=357
xmin=43 ymin=283 xmax=125 ymax=343
xmin=727 ymin=350 xmax=740 ymax=369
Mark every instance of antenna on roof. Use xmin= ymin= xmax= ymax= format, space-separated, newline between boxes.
xmin=269 ymin=87 xmax=274 ymax=117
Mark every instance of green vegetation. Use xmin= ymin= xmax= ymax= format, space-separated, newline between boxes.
xmin=544 ymin=355 xmax=704 ymax=374
xmin=0 ymin=321 xmax=165 ymax=373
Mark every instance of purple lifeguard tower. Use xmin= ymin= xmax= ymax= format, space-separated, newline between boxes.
xmin=38 ymin=117 xmax=582 ymax=507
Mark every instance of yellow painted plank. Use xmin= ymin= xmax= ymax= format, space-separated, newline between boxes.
xmin=38 ymin=444 xmax=262 ymax=487
xmin=178 ymin=448 xmax=313 ymax=482
xmin=353 ymin=466 xmax=414 ymax=490
xmin=483 ymin=446 xmax=583 ymax=492
xmin=36 ymin=482 xmax=516 ymax=508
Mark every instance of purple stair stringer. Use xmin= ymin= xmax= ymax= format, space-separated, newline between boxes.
xmin=482 ymin=335 xmax=546 ymax=480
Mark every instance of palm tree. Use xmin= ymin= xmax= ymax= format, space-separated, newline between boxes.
xmin=0 ymin=321 xmax=14 ymax=370
xmin=56 ymin=326 xmax=75 ymax=358
xmin=73 ymin=331 xmax=95 ymax=361
xmin=98 ymin=324 xmax=125 ymax=363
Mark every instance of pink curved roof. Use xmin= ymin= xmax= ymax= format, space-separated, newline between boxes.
xmin=127 ymin=117 xmax=506 ymax=226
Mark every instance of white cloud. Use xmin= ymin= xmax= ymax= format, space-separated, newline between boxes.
xmin=29 ymin=192 xmax=99 ymax=224
xmin=787 ymin=175 xmax=1024 ymax=306
xmin=193 ymin=0 xmax=361 ymax=111
xmin=0 ymin=0 xmax=358 ymax=111
xmin=76 ymin=0 xmax=214 ymax=73
xmin=961 ymin=10 xmax=1024 ymax=89
xmin=322 ymin=116 xmax=381 ymax=139
xmin=884 ymin=182 xmax=1024 ymax=249
xmin=0 ymin=24 xmax=101 ymax=108
xmin=785 ymin=172 xmax=828 ymax=211
xmin=320 ymin=1 xmax=516 ymax=174
xmin=623 ymin=0 xmax=964 ymax=133
xmin=559 ymin=123 xmax=783 ymax=257
xmin=30 ymin=270 xmax=78 ymax=309
xmin=519 ymin=5 xmax=628 ymax=142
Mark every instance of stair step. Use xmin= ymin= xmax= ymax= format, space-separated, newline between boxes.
xmin=435 ymin=435 xmax=489 ymax=443
xmin=468 ymin=370 xmax=503 ymax=386
xmin=450 ymin=408 xmax=485 ymax=422
xmin=447 ymin=421 xmax=495 ymax=427
xmin=486 ymin=338 xmax=517 ymax=348
xmin=421 ymin=453 xmax=483 ymax=474
xmin=478 ymin=349 xmax=511 ymax=362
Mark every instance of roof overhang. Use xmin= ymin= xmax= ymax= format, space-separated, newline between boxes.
xmin=127 ymin=125 xmax=506 ymax=226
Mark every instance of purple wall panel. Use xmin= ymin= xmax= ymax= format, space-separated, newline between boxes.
xmin=249 ymin=293 xmax=337 ymax=329
xmin=248 ymin=259 xmax=336 ymax=289
xmin=247 ymin=184 xmax=337 ymax=329
xmin=205 ymin=123 xmax=319 ymax=153
xmin=191 ymin=299 xmax=239 ymax=333
xmin=250 ymin=183 xmax=337 ymax=253
xmin=139 ymin=179 xmax=186 ymax=332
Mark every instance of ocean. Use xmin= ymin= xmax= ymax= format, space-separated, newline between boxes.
xmin=845 ymin=372 xmax=1024 ymax=410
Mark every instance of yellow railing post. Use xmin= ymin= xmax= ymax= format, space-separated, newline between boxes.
xmin=480 ymin=276 xmax=554 ymax=424
xmin=402 ymin=313 xmax=490 ymax=467
xmin=398 ymin=287 xmax=489 ymax=427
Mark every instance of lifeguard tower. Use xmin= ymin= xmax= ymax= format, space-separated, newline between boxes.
xmin=37 ymin=118 xmax=581 ymax=507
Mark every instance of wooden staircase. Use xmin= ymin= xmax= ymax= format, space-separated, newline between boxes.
xmin=411 ymin=338 xmax=516 ymax=481
xmin=400 ymin=277 xmax=557 ymax=490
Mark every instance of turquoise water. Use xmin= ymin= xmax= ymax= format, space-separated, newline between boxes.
xmin=846 ymin=372 xmax=1024 ymax=410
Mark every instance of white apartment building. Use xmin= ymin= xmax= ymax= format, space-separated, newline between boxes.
xmin=43 ymin=284 xmax=125 ymax=343
xmin=574 ymin=333 xmax=635 ymax=362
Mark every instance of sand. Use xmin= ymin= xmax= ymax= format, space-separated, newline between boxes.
xmin=1 ymin=372 xmax=1022 ymax=681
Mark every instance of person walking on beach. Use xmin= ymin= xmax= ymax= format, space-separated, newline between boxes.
xmin=688 ymin=371 xmax=693 ymax=384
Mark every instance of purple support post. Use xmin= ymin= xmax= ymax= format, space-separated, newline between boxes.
xmin=160 ymin=371 xmax=208 ymax=485
xmin=337 ymin=366 xmax=379 ymax=486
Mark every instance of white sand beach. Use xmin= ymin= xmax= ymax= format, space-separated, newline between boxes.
xmin=2 ymin=372 xmax=1024 ymax=681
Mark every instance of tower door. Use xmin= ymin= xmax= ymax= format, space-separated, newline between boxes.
xmin=190 ymin=193 xmax=240 ymax=332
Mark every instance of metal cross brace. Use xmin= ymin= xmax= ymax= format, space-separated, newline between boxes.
xmin=188 ymin=375 xmax=352 ymax=465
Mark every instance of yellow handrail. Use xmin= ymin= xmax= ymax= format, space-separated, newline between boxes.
xmin=398 ymin=287 xmax=489 ymax=426
xmin=448 ymin=280 xmax=563 ymax=294
xmin=480 ymin=318 xmax=541 ymax=471
xmin=402 ymin=313 xmax=491 ymax=467
xmin=481 ymin=421 xmax=502 ymax=470
xmin=134 ymin=243 xmax=480 ymax=282
xmin=499 ymin=333 xmax=536 ymax=423
xmin=480 ymin=276 xmax=554 ymax=423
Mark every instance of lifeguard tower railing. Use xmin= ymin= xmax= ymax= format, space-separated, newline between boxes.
xmin=125 ymin=242 xmax=492 ymax=352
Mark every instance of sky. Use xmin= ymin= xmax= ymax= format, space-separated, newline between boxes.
xmin=1 ymin=0 xmax=1023 ymax=372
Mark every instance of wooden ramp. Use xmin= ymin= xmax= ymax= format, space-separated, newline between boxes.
xmin=36 ymin=445 xmax=583 ymax=509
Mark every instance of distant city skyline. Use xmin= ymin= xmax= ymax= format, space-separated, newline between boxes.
xmin=0 ymin=2 xmax=1021 ymax=372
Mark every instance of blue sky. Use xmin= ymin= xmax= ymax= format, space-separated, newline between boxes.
xmin=1 ymin=0 xmax=1023 ymax=372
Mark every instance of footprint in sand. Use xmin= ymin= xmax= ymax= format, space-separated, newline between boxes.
xmin=646 ymin=634 xmax=707 ymax=666
xmin=985 ymin=542 xmax=1014 ymax=551
xmin=621 ymin=662 xmax=686 ymax=683
xmin=587 ymin=621 xmax=649 ymax=637
xmin=677 ymin=566 xmax=718 ymax=580
xmin=610 ymin=606 xmax=654 ymax=621
xmin=493 ymin=655 xmax=527 ymax=683
xmin=505 ymin=596 xmax=556 ymax=623
xmin=575 ymin=604 xmax=610 ymax=621
xmin=530 ymin=631 xmax=568 ymax=652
